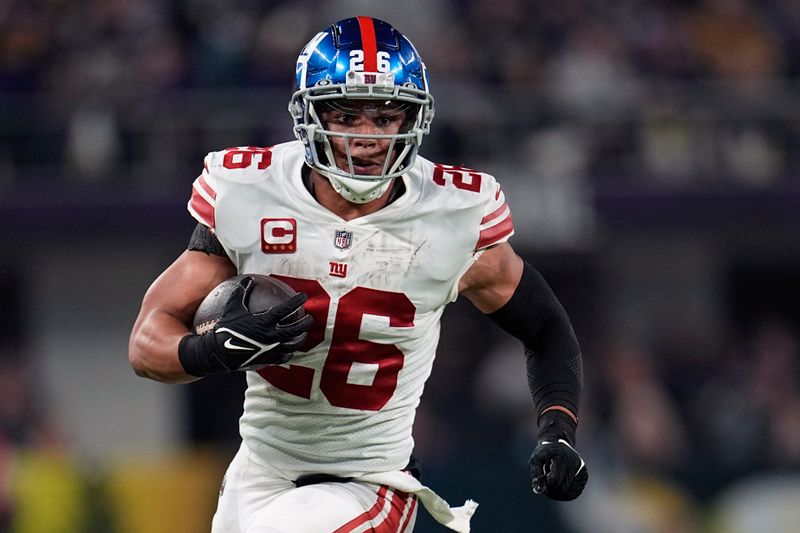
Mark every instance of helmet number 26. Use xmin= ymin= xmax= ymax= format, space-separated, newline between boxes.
xmin=349 ymin=50 xmax=391 ymax=73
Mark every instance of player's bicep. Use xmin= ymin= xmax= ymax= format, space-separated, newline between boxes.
xmin=139 ymin=250 xmax=236 ymax=326
xmin=129 ymin=250 xmax=235 ymax=382
xmin=459 ymin=242 xmax=523 ymax=313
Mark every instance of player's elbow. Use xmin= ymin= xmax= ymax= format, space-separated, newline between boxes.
xmin=128 ymin=336 xmax=156 ymax=379
xmin=128 ymin=350 xmax=151 ymax=379
xmin=128 ymin=329 xmax=192 ymax=384
xmin=129 ymin=347 xmax=194 ymax=384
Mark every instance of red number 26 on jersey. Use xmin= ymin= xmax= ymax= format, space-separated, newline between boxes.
xmin=258 ymin=276 xmax=415 ymax=412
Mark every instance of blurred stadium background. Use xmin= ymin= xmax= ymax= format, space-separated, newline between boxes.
xmin=2 ymin=0 xmax=800 ymax=531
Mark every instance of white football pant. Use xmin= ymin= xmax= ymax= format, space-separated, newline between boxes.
xmin=211 ymin=444 xmax=418 ymax=533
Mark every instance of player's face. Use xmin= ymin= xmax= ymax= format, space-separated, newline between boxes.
xmin=319 ymin=100 xmax=409 ymax=176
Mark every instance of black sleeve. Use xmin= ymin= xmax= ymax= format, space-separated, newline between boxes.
xmin=187 ymin=223 xmax=227 ymax=257
xmin=487 ymin=261 xmax=583 ymax=438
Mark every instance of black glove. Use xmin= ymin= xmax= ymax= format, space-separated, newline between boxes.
xmin=179 ymin=277 xmax=313 ymax=376
xmin=529 ymin=410 xmax=588 ymax=501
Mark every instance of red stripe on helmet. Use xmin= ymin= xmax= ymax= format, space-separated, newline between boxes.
xmin=357 ymin=16 xmax=378 ymax=71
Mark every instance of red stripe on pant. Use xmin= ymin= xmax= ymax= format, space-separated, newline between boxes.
xmin=374 ymin=490 xmax=411 ymax=532
xmin=331 ymin=486 xmax=388 ymax=532
xmin=399 ymin=497 xmax=417 ymax=532
xmin=330 ymin=486 xmax=412 ymax=532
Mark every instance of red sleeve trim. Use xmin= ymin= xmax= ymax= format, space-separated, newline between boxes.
xmin=189 ymin=187 xmax=215 ymax=229
xmin=197 ymin=174 xmax=216 ymax=200
xmin=476 ymin=215 xmax=514 ymax=250
xmin=480 ymin=201 xmax=508 ymax=225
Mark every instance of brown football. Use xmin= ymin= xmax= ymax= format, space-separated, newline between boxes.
xmin=193 ymin=274 xmax=303 ymax=334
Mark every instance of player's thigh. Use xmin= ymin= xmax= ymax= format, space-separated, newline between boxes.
xmin=211 ymin=445 xmax=294 ymax=533
xmin=246 ymin=482 xmax=418 ymax=533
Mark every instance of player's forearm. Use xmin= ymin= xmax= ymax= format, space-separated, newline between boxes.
xmin=129 ymin=310 xmax=199 ymax=384
xmin=522 ymin=298 xmax=582 ymax=421
xmin=486 ymin=262 xmax=583 ymax=436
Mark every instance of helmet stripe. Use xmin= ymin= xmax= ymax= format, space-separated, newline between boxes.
xmin=356 ymin=16 xmax=378 ymax=72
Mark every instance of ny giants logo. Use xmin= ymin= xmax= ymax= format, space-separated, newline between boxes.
xmin=261 ymin=218 xmax=297 ymax=253
xmin=329 ymin=262 xmax=348 ymax=278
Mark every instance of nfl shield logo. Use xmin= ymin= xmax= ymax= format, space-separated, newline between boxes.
xmin=334 ymin=230 xmax=353 ymax=250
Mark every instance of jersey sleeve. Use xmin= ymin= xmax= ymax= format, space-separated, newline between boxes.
xmin=475 ymin=180 xmax=514 ymax=251
xmin=187 ymin=154 xmax=218 ymax=231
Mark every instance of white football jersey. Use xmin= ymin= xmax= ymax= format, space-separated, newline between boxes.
xmin=188 ymin=141 xmax=514 ymax=477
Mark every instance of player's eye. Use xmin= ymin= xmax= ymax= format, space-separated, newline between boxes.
xmin=332 ymin=113 xmax=356 ymax=125
xmin=376 ymin=114 xmax=405 ymax=128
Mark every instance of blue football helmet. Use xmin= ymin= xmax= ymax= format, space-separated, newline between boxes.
xmin=289 ymin=17 xmax=435 ymax=203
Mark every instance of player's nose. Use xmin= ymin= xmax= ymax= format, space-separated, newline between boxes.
xmin=351 ymin=123 xmax=379 ymax=148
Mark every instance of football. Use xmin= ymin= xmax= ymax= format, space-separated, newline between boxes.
xmin=193 ymin=274 xmax=304 ymax=334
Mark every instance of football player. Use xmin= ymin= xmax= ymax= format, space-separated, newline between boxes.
xmin=129 ymin=16 xmax=587 ymax=533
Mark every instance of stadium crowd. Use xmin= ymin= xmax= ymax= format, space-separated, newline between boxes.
xmin=1 ymin=0 xmax=799 ymax=189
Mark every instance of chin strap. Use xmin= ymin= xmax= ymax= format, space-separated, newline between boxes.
xmin=302 ymin=164 xmax=406 ymax=205
xmin=325 ymin=171 xmax=392 ymax=204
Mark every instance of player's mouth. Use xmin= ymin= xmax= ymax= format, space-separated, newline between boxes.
xmin=350 ymin=158 xmax=384 ymax=175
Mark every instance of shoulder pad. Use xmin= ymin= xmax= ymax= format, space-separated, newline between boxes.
xmin=419 ymin=158 xmax=514 ymax=250
xmin=205 ymin=146 xmax=276 ymax=184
